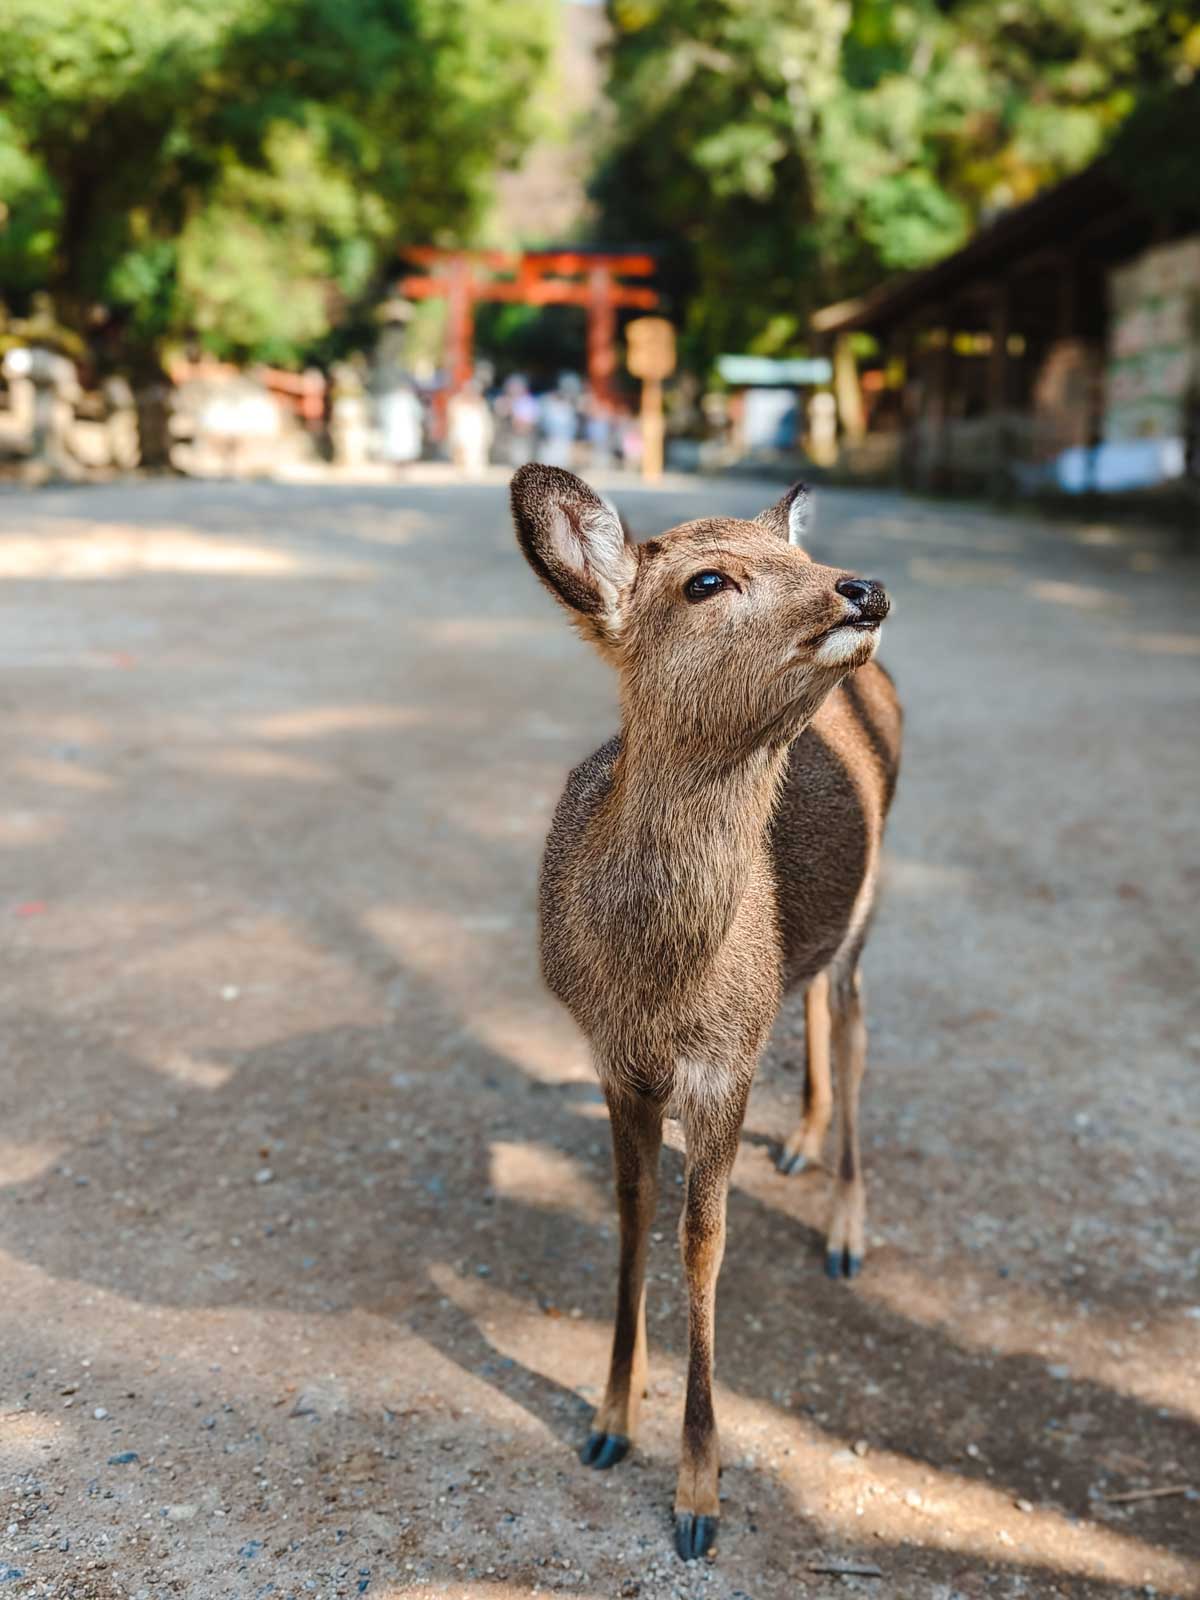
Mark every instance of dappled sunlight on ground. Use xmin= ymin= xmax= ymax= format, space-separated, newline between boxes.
xmin=167 ymin=743 xmax=339 ymax=783
xmin=908 ymin=556 xmax=1021 ymax=587
xmin=420 ymin=617 xmax=561 ymax=648
xmin=11 ymin=754 xmax=118 ymax=792
xmin=0 ymin=810 xmax=66 ymax=848
xmin=0 ymin=1140 xmax=69 ymax=1186
xmin=830 ymin=510 xmax=1024 ymax=555
xmin=860 ymin=1266 xmax=1199 ymax=1420
xmin=0 ymin=1409 xmax=65 ymax=1472
xmin=151 ymin=1049 xmax=238 ymax=1091
xmin=1111 ymin=628 xmax=1200 ymax=655
xmin=0 ymin=525 xmax=313 ymax=579
xmin=488 ymin=1143 xmax=609 ymax=1223
xmin=719 ymin=1388 xmax=1195 ymax=1594
xmin=243 ymin=704 xmax=432 ymax=741
xmin=0 ymin=478 xmax=1196 ymax=1596
xmin=1028 ymin=579 xmax=1129 ymax=612
xmin=881 ymin=854 xmax=977 ymax=898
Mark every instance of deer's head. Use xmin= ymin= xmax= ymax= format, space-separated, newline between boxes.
xmin=511 ymin=464 xmax=889 ymax=759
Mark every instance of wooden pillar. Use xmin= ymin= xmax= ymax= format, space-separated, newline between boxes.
xmin=587 ymin=265 xmax=617 ymax=409
xmin=1056 ymin=250 xmax=1106 ymax=484
xmin=446 ymin=253 xmax=475 ymax=394
xmin=987 ymin=284 xmax=1010 ymax=413
xmin=1057 ymin=253 xmax=1077 ymax=341
xmin=641 ymin=377 xmax=664 ymax=481
xmin=929 ymin=326 xmax=952 ymax=491
xmin=833 ymin=332 xmax=866 ymax=444
xmin=897 ymin=323 xmax=919 ymax=488
xmin=988 ymin=281 xmax=1011 ymax=498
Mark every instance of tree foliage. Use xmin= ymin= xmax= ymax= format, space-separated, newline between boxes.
xmin=0 ymin=0 xmax=554 ymax=368
xmin=595 ymin=0 xmax=1200 ymax=370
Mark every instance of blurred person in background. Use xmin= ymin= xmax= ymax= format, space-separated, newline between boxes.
xmin=616 ymin=403 xmax=642 ymax=472
xmin=446 ymin=380 xmax=493 ymax=477
xmin=539 ymin=383 xmax=578 ymax=468
xmin=583 ymin=389 xmax=614 ymax=469
xmin=377 ymin=377 xmax=424 ymax=467
xmin=495 ymin=375 xmax=540 ymax=466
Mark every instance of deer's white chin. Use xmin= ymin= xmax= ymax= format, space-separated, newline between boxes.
xmin=813 ymin=622 xmax=879 ymax=669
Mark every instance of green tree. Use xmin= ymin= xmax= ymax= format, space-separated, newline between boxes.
xmin=594 ymin=0 xmax=1198 ymax=373
xmin=593 ymin=0 xmax=846 ymax=367
xmin=0 ymin=114 xmax=58 ymax=300
xmin=820 ymin=0 xmax=1199 ymax=275
xmin=0 ymin=0 xmax=554 ymax=370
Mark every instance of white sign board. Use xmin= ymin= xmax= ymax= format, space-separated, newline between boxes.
xmin=717 ymin=355 xmax=832 ymax=387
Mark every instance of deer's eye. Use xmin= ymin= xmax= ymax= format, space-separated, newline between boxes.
xmin=685 ymin=571 xmax=726 ymax=602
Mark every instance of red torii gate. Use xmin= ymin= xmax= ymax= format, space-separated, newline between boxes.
xmin=398 ymin=248 xmax=658 ymax=409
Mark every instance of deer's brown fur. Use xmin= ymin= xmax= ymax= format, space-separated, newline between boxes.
xmin=511 ymin=464 xmax=902 ymax=1561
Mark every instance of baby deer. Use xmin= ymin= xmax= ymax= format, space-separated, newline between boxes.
xmin=511 ymin=465 xmax=901 ymax=1561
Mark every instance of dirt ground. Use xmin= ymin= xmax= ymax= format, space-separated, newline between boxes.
xmin=0 ymin=472 xmax=1196 ymax=1600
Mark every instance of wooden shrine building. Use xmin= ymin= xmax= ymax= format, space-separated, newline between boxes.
xmin=810 ymin=106 xmax=1200 ymax=497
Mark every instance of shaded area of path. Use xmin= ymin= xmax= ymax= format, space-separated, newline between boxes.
xmin=0 ymin=476 xmax=1197 ymax=1598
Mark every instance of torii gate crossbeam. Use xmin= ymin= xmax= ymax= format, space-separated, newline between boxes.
xmin=399 ymin=248 xmax=658 ymax=408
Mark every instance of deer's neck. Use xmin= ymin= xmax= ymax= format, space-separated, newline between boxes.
xmin=591 ymin=728 xmax=790 ymax=975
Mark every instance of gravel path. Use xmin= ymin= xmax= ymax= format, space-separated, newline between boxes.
xmin=0 ymin=474 xmax=1196 ymax=1600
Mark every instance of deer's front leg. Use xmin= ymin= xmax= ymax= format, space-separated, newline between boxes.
xmin=581 ymin=1086 xmax=662 ymax=1469
xmin=674 ymin=1095 xmax=745 ymax=1560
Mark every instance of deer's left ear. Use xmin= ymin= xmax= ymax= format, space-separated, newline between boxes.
xmin=755 ymin=482 xmax=811 ymax=548
xmin=511 ymin=463 xmax=637 ymax=653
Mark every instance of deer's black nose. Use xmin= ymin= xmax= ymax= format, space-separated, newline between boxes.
xmin=835 ymin=576 xmax=890 ymax=623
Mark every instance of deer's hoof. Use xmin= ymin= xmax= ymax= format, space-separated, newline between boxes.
xmin=777 ymin=1148 xmax=809 ymax=1175
xmin=824 ymin=1246 xmax=863 ymax=1281
xmin=580 ymin=1431 xmax=630 ymax=1470
xmin=674 ymin=1512 xmax=719 ymax=1561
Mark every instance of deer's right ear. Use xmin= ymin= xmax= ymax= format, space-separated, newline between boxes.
xmin=511 ymin=463 xmax=636 ymax=648
xmin=755 ymin=482 xmax=811 ymax=548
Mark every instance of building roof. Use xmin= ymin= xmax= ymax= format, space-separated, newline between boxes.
xmin=811 ymin=162 xmax=1133 ymax=336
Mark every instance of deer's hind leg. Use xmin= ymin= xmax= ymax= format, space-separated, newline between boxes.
xmin=825 ymin=962 xmax=868 ymax=1280
xmin=778 ymin=968 xmax=833 ymax=1176
xmin=581 ymin=1086 xmax=662 ymax=1469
